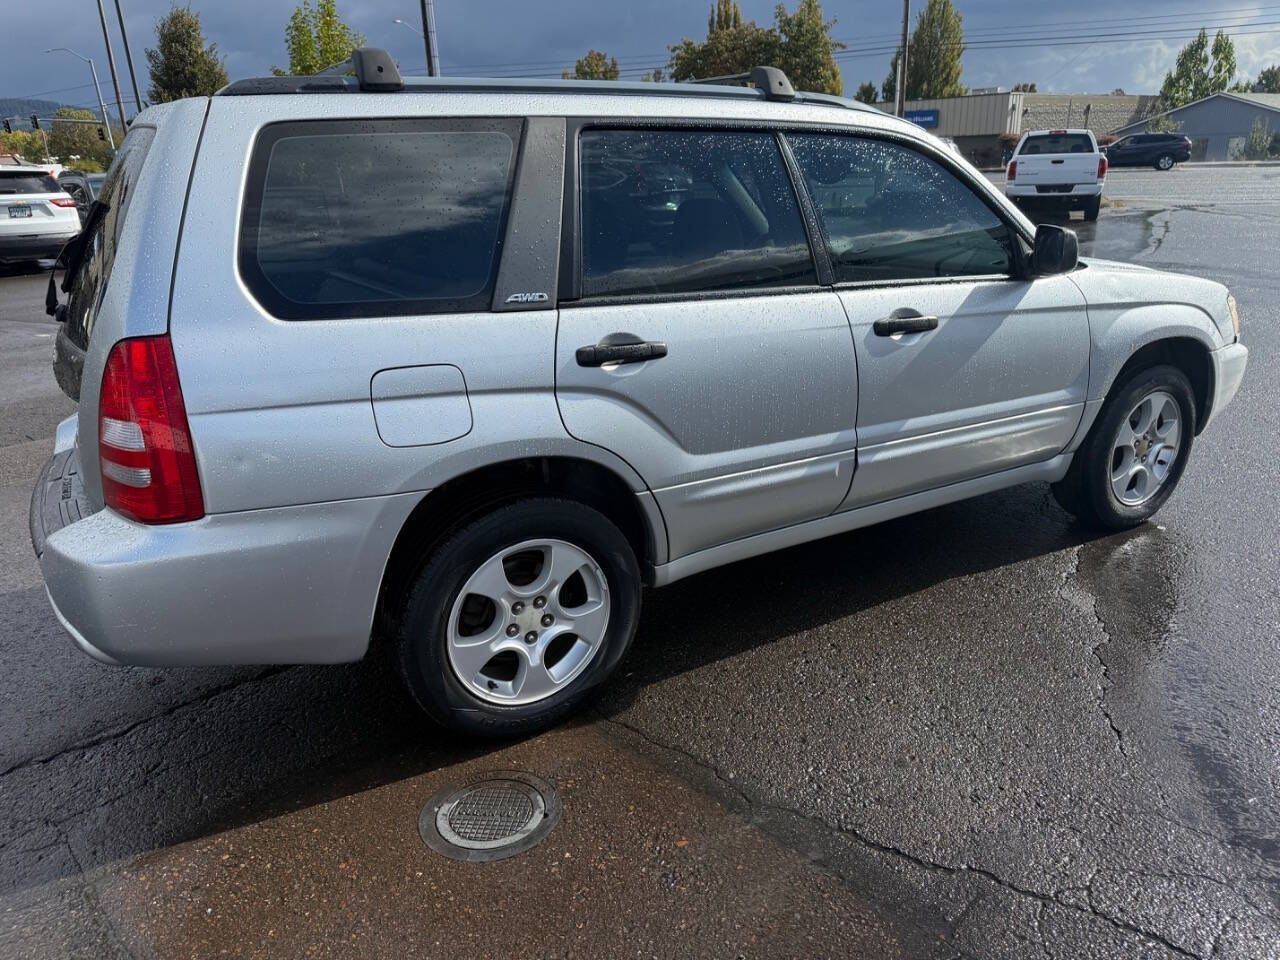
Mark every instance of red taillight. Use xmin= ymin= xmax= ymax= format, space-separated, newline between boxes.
xmin=98 ymin=336 xmax=204 ymax=524
xmin=50 ymin=196 xmax=77 ymax=207
xmin=1097 ymin=155 xmax=1108 ymax=179
xmin=1007 ymin=160 xmax=1017 ymax=181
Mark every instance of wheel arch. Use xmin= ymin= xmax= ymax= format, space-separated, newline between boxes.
xmin=374 ymin=456 xmax=664 ymax=640
xmin=1108 ymin=336 xmax=1213 ymax=433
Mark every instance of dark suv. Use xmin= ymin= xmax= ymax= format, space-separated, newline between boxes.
xmin=1104 ymin=133 xmax=1192 ymax=171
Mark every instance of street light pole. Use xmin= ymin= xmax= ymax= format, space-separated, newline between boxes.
xmin=419 ymin=0 xmax=441 ymax=77
xmin=94 ymin=0 xmax=130 ymax=132
xmin=44 ymin=48 xmax=116 ymax=151
xmin=896 ymin=0 xmax=909 ymax=118
xmin=112 ymin=0 xmax=144 ymax=114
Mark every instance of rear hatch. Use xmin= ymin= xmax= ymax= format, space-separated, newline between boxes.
xmin=0 ymin=169 xmax=79 ymax=239
xmin=1014 ymin=132 xmax=1099 ymax=190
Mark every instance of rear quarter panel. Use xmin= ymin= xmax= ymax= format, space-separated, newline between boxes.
xmin=75 ymin=98 xmax=210 ymax=508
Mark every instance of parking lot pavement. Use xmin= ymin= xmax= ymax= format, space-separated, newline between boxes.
xmin=2 ymin=167 xmax=1279 ymax=959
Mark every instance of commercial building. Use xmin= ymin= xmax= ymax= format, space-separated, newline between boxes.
xmin=1110 ymin=92 xmax=1280 ymax=161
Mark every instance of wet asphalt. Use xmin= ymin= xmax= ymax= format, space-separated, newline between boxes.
xmin=0 ymin=165 xmax=1278 ymax=959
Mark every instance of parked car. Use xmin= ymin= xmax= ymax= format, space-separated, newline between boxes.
xmin=31 ymin=51 xmax=1248 ymax=736
xmin=0 ymin=165 xmax=80 ymax=264
xmin=1005 ymin=129 xmax=1106 ymax=221
xmin=57 ymin=169 xmax=108 ymax=224
xmin=1104 ymin=132 xmax=1193 ymax=171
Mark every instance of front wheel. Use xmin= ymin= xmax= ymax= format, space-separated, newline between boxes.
xmin=1155 ymin=153 xmax=1175 ymax=171
xmin=1052 ymin=365 xmax=1196 ymax=529
xmin=396 ymin=498 xmax=641 ymax=737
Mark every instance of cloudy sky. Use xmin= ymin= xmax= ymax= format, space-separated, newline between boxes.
xmin=5 ymin=0 xmax=1280 ymax=118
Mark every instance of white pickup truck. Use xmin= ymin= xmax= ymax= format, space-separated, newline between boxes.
xmin=1005 ymin=129 xmax=1107 ymax=221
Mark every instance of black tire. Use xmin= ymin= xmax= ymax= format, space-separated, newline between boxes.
xmin=1154 ymin=153 xmax=1175 ymax=171
xmin=396 ymin=498 xmax=641 ymax=737
xmin=1052 ymin=364 xmax=1196 ymax=530
xmin=1084 ymin=196 xmax=1101 ymax=221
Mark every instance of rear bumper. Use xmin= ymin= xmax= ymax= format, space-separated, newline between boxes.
xmin=1205 ymin=341 xmax=1248 ymax=430
xmin=0 ymin=231 xmax=78 ymax=260
xmin=36 ymin=479 xmax=422 ymax=666
xmin=1006 ymin=184 xmax=1102 ymax=206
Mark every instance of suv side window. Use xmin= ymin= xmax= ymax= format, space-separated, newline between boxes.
xmin=240 ymin=118 xmax=521 ymax=320
xmin=578 ymin=129 xmax=816 ymax=298
xmin=787 ymin=133 xmax=1016 ymax=283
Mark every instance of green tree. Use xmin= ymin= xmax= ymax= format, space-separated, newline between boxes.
xmin=1148 ymin=114 xmax=1183 ymax=134
xmin=562 ymin=50 xmax=620 ymax=80
xmin=146 ymin=5 xmax=228 ymax=102
xmin=881 ymin=0 xmax=966 ymax=102
xmin=1253 ymin=65 xmax=1280 ymax=93
xmin=271 ymin=0 xmax=366 ymax=76
xmin=668 ymin=0 xmax=844 ymax=95
xmin=1158 ymin=29 xmax=1238 ymax=110
xmin=48 ymin=108 xmax=114 ymax=168
xmin=0 ymin=129 xmax=39 ymax=162
xmin=854 ymin=81 xmax=877 ymax=103
xmin=1234 ymin=117 xmax=1275 ymax=160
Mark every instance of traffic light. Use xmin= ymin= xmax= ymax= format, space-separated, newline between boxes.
xmin=97 ymin=127 xmax=105 ymax=141
xmin=2 ymin=119 xmax=10 ymax=134
xmin=30 ymin=115 xmax=39 ymax=131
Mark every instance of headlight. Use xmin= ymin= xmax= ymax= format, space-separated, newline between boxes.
xmin=1227 ymin=294 xmax=1240 ymax=339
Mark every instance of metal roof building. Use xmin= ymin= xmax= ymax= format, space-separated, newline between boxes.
xmin=1111 ymin=92 xmax=1280 ymax=161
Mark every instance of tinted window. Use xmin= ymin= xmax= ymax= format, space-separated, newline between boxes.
xmin=1019 ymin=133 xmax=1094 ymax=154
xmin=788 ymin=134 xmax=1015 ymax=283
xmin=578 ymin=129 xmax=815 ymax=298
xmin=63 ymin=126 xmax=155 ymax=350
xmin=240 ymin=118 xmax=520 ymax=319
xmin=0 ymin=171 xmax=60 ymax=194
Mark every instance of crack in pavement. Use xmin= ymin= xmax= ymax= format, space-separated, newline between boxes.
xmin=599 ymin=712 xmax=1204 ymax=960
xmin=1059 ymin=546 xmax=1129 ymax=759
xmin=0 ymin=666 xmax=290 ymax=780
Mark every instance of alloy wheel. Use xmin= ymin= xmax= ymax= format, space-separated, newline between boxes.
xmin=1109 ymin=389 xmax=1181 ymax=506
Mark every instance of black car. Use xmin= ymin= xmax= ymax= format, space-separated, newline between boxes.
xmin=56 ymin=170 xmax=107 ymax=224
xmin=1103 ymin=133 xmax=1193 ymax=171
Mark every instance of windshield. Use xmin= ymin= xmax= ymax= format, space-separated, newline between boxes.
xmin=0 ymin=171 xmax=60 ymax=195
xmin=1019 ymin=134 xmax=1094 ymax=155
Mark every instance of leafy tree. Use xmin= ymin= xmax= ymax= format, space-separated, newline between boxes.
xmin=0 ymin=129 xmax=40 ymax=162
xmin=1253 ymin=65 xmax=1280 ymax=93
xmin=881 ymin=0 xmax=966 ymax=102
xmin=668 ymin=0 xmax=844 ymax=95
xmin=146 ymin=5 xmax=228 ymax=102
xmin=48 ymin=108 xmax=114 ymax=167
xmin=271 ymin=0 xmax=366 ymax=76
xmin=1234 ymin=117 xmax=1275 ymax=160
xmin=854 ymin=81 xmax=877 ymax=103
xmin=562 ymin=50 xmax=620 ymax=80
xmin=1012 ymin=82 xmax=1036 ymax=92
xmin=641 ymin=67 xmax=665 ymax=83
xmin=1158 ymin=29 xmax=1238 ymax=110
xmin=1148 ymin=114 xmax=1183 ymax=134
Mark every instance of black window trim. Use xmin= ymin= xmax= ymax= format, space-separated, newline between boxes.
xmin=238 ymin=116 xmax=524 ymax=321
xmin=557 ymin=116 xmax=1036 ymax=309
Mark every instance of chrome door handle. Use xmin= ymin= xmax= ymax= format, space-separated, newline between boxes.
xmin=873 ymin=313 xmax=938 ymax=336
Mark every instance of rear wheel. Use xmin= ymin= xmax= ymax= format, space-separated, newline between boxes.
xmin=1155 ymin=153 xmax=1175 ymax=171
xmin=1052 ymin=364 xmax=1196 ymax=529
xmin=1084 ymin=195 xmax=1102 ymax=221
xmin=396 ymin=498 xmax=641 ymax=737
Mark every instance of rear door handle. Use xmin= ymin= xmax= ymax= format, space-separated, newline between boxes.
xmin=576 ymin=340 xmax=668 ymax=366
xmin=873 ymin=313 xmax=938 ymax=336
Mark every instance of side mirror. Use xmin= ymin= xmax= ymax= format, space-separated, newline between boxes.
xmin=1031 ymin=223 xmax=1079 ymax=276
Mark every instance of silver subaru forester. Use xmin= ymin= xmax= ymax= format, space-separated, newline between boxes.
xmin=31 ymin=51 xmax=1248 ymax=735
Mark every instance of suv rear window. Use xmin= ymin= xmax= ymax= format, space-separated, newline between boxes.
xmin=0 ymin=171 xmax=60 ymax=194
xmin=1019 ymin=134 xmax=1094 ymax=155
xmin=63 ymin=125 xmax=156 ymax=350
xmin=578 ymin=129 xmax=816 ymax=298
xmin=239 ymin=118 xmax=521 ymax=319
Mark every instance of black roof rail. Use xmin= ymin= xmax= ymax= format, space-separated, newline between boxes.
xmin=690 ymin=66 xmax=795 ymax=102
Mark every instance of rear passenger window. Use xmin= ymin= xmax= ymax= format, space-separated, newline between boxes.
xmin=788 ymin=134 xmax=1015 ymax=283
xmin=578 ymin=129 xmax=816 ymax=298
xmin=240 ymin=119 xmax=520 ymax=319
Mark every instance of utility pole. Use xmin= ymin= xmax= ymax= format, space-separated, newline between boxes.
xmin=419 ymin=0 xmax=441 ymax=77
xmin=95 ymin=0 xmax=130 ymax=131
xmin=895 ymin=0 xmax=910 ymax=117
xmin=112 ymin=0 xmax=144 ymax=114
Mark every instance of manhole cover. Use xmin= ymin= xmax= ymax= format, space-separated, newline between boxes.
xmin=420 ymin=771 xmax=560 ymax=862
